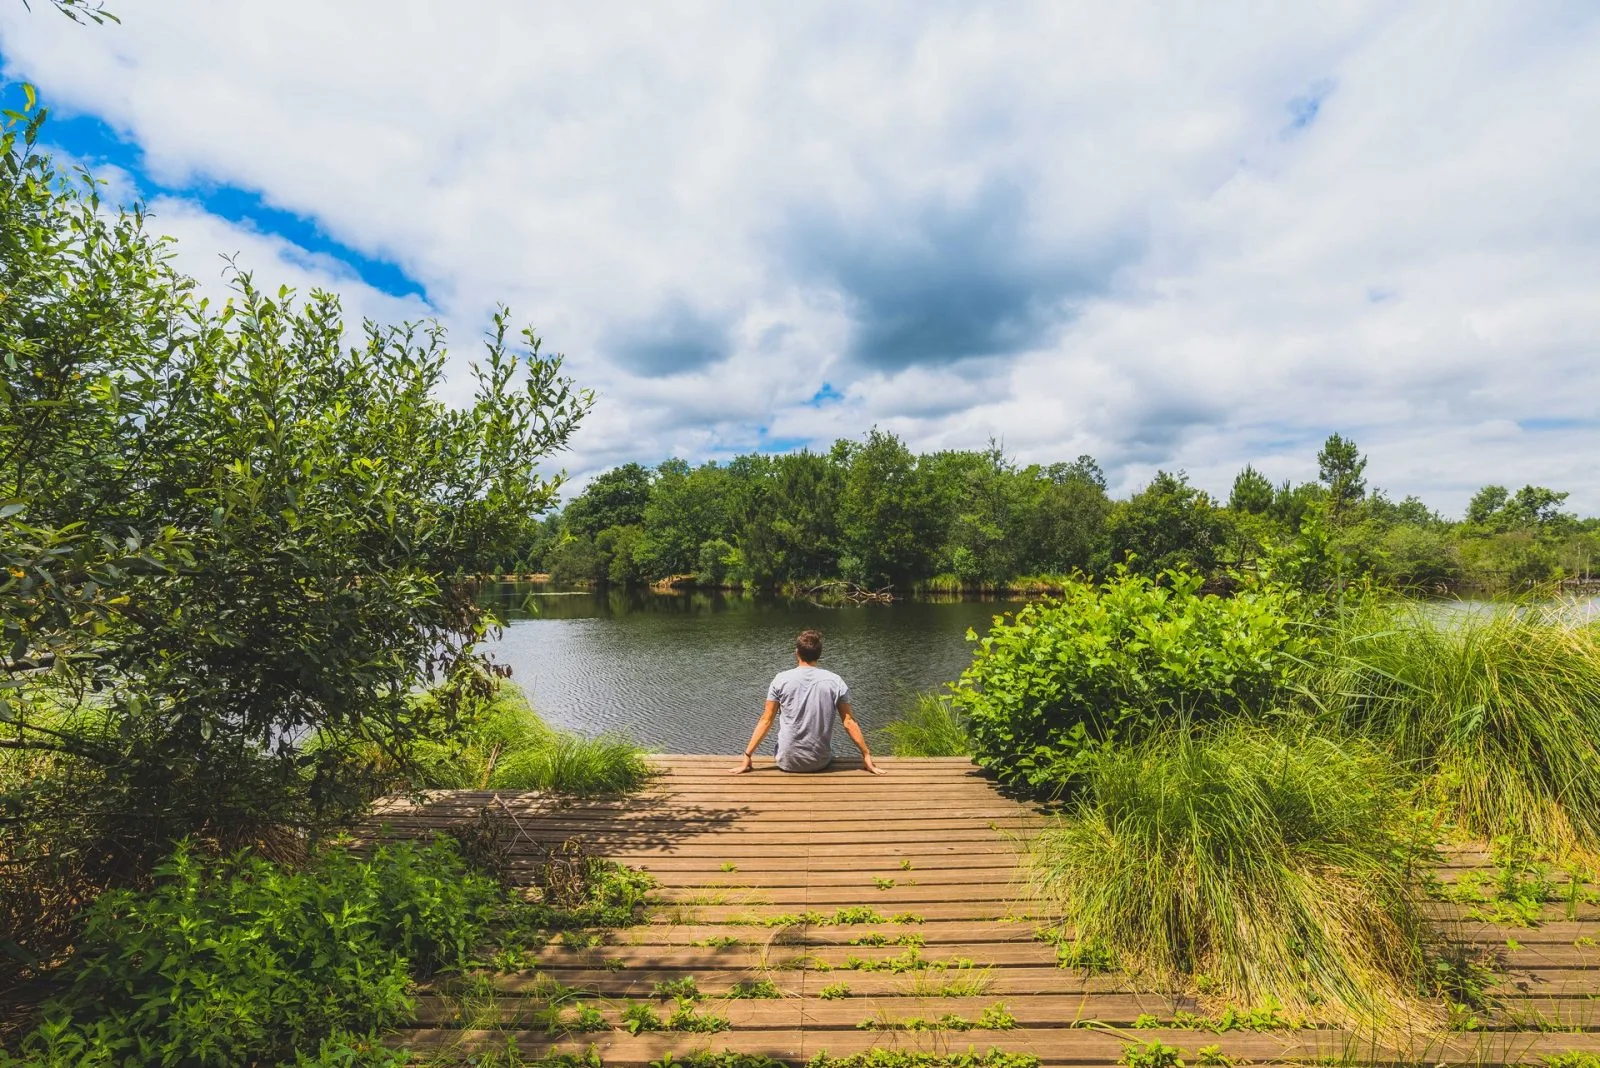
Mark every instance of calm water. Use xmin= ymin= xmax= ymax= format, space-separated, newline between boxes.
xmin=478 ymin=584 xmax=1019 ymax=754
xmin=477 ymin=584 xmax=1600 ymax=755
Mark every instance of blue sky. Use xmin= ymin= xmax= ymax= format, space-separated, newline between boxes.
xmin=3 ymin=2 xmax=1599 ymax=513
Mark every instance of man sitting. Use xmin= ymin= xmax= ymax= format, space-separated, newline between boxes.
xmin=728 ymin=629 xmax=885 ymax=775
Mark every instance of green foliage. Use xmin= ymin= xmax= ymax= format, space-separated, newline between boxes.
xmin=723 ymin=978 xmax=782 ymax=999
xmin=1027 ymin=724 xmax=1430 ymax=1026
xmin=652 ymin=976 xmax=701 ymax=1000
xmin=665 ymin=999 xmax=731 ymax=1033
xmin=1303 ymin=600 xmax=1600 ymax=852
xmin=1103 ymin=471 xmax=1228 ymax=577
xmin=818 ymin=982 xmax=852 ymax=999
xmin=806 ymin=1050 xmax=1038 ymax=1068
xmin=7 ymin=839 xmax=496 ymax=1066
xmin=1120 ymin=1042 xmax=1185 ymax=1068
xmin=883 ymin=693 xmax=970 ymax=757
xmin=951 ymin=568 xmax=1306 ymax=791
xmin=1317 ymin=433 xmax=1368 ymax=520
xmin=0 ymin=96 xmax=589 ymax=974
xmin=405 ymin=679 xmax=651 ymax=797
xmin=620 ymin=1001 xmax=663 ymax=1035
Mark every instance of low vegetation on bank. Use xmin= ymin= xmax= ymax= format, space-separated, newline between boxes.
xmin=406 ymin=682 xmax=653 ymax=797
xmin=891 ymin=562 xmax=1600 ymax=1031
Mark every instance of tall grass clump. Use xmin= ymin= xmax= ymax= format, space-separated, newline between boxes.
xmin=409 ymin=681 xmax=652 ymax=797
xmin=1027 ymin=724 xmax=1430 ymax=1027
xmin=1303 ymin=600 xmax=1600 ymax=854
xmin=883 ymin=693 xmax=971 ymax=757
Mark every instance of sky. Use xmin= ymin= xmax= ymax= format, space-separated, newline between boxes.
xmin=2 ymin=2 xmax=1598 ymax=515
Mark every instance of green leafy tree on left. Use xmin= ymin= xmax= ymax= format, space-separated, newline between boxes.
xmin=0 ymin=96 xmax=591 ymax=894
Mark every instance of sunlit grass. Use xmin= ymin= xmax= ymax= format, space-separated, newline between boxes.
xmin=1026 ymin=723 xmax=1430 ymax=1028
xmin=1302 ymin=599 xmax=1600 ymax=854
xmin=409 ymin=681 xmax=652 ymax=797
xmin=883 ymin=693 xmax=971 ymax=757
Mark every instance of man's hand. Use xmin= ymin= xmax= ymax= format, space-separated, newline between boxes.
xmin=728 ymin=753 xmax=754 ymax=774
xmin=862 ymin=755 xmax=887 ymax=775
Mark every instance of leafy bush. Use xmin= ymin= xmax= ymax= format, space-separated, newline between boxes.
xmin=1303 ymin=600 xmax=1600 ymax=852
xmin=883 ymin=693 xmax=970 ymax=757
xmin=5 ymin=839 xmax=497 ymax=1066
xmin=950 ymin=569 xmax=1306 ymax=791
xmin=1026 ymin=724 xmax=1430 ymax=1026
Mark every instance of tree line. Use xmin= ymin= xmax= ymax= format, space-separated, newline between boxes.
xmin=519 ymin=431 xmax=1598 ymax=592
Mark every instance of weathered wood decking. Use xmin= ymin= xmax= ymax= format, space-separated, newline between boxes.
xmin=362 ymin=756 xmax=1600 ymax=1066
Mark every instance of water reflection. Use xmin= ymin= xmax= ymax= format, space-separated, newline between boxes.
xmin=478 ymin=583 xmax=1019 ymax=755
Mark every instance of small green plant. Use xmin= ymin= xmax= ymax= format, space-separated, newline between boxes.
xmin=721 ymin=862 xmax=739 ymax=872
xmin=831 ymin=906 xmax=885 ymax=925
xmin=873 ymin=876 xmax=897 ymax=890
xmin=653 ymin=1055 xmax=786 ymax=1068
xmin=654 ymin=1056 xmax=787 ymax=1068
xmin=601 ymin=956 xmax=627 ymax=971
xmin=889 ymin=912 xmax=925 ymax=924
xmin=565 ymin=1002 xmax=609 ymax=1033
xmin=806 ymin=1051 xmax=1037 ymax=1068
xmin=1121 ymin=1041 xmax=1185 ymax=1068
xmin=692 ymin=935 xmax=742 ymax=949
xmin=897 ymin=964 xmax=993 ymax=997
xmin=1195 ymin=1046 xmax=1234 ymax=1067
xmin=900 ymin=859 xmax=914 ymax=870
xmin=849 ymin=931 xmax=924 ymax=948
xmin=976 ymin=1003 xmax=1017 ymax=1030
xmin=1037 ymin=926 xmax=1117 ymax=973
xmin=1544 ymin=1055 xmax=1600 ymax=1068
xmin=1133 ymin=1013 xmax=1162 ymax=1029
xmin=621 ymin=1001 xmax=663 ymax=1034
xmin=667 ymin=998 xmax=731 ymax=1033
xmin=725 ymin=977 xmax=782 ymax=999
xmin=1431 ymin=942 xmax=1502 ymax=1032
xmin=653 ymin=976 xmax=701 ymax=1000
xmin=819 ymin=982 xmax=852 ymax=1000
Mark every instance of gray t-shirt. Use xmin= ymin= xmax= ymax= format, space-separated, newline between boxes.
xmin=767 ymin=664 xmax=850 ymax=772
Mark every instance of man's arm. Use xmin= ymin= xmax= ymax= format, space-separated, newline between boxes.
xmin=729 ymin=700 xmax=778 ymax=774
xmin=837 ymin=701 xmax=885 ymax=775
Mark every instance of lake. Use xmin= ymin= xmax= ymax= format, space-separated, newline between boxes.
xmin=478 ymin=583 xmax=1018 ymax=754
xmin=478 ymin=583 xmax=1600 ymax=756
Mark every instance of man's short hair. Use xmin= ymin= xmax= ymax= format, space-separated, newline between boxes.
xmin=795 ymin=629 xmax=823 ymax=663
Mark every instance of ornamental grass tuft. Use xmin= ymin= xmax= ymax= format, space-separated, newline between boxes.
xmin=1026 ymin=723 xmax=1431 ymax=1028
xmin=410 ymin=681 xmax=652 ymax=797
xmin=884 ymin=693 xmax=971 ymax=757
xmin=1303 ymin=600 xmax=1600 ymax=855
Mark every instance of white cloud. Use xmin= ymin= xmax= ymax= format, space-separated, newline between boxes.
xmin=2 ymin=1 xmax=1598 ymax=513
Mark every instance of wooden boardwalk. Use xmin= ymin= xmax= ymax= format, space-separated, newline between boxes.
xmin=363 ymin=756 xmax=1600 ymax=1066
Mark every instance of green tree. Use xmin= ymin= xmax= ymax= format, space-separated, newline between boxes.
xmin=1466 ymin=485 xmax=1510 ymax=526
xmin=1228 ymin=465 xmax=1275 ymax=515
xmin=1013 ymin=459 xmax=1110 ymax=575
xmin=564 ymin=462 xmax=652 ymax=538
xmin=640 ymin=460 xmax=730 ymax=576
xmin=836 ymin=429 xmax=940 ymax=586
xmin=1102 ymin=471 xmax=1227 ymax=577
xmin=1 ymin=101 xmax=590 ymax=873
xmin=1316 ymin=433 xmax=1367 ymax=520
